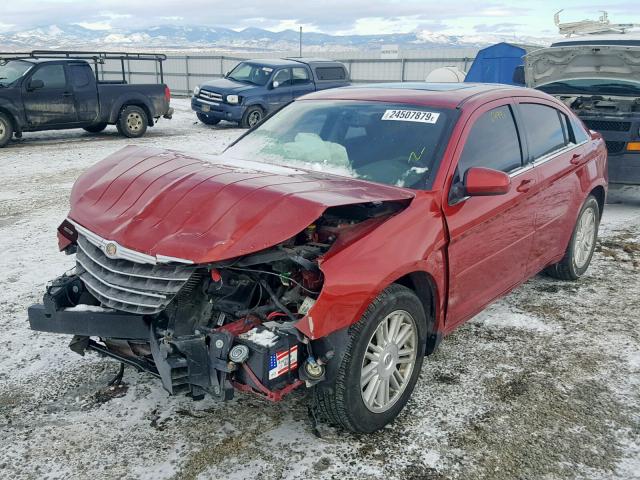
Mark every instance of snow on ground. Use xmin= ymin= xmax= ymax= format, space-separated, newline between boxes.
xmin=0 ymin=99 xmax=639 ymax=480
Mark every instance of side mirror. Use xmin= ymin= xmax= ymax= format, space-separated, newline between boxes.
xmin=28 ymin=79 xmax=45 ymax=91
xmin=512 ymin=65 xmax=525 ymax=86
xmin=272 ymin=80 xmax=280 ymax=89
xmin=464 ymin=167 xmax=511 ymax=196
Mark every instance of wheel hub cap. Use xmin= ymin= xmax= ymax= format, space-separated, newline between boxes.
xmin=127 ymin=113 xmax=143 ymax=131
xmin=249 ymin=112 xmax=261 ymax=126
xmin=574 ymin=207 xmax=596 ymax=269
xmin=360 ymin=309 xmax=417 ymax=413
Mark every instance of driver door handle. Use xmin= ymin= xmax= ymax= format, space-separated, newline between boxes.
xmin=570 ymin=153 xmax=583 ymax=165
xmin=516 ymin=179 xmax=535 ymax=193
xmin=62 ymin=92 xmax=73 ymax=97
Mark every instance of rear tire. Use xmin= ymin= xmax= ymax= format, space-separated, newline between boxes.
xmin=116 ymin=105 xmax=148 ymax=138
xmin=545 ymin=195 xmax=600 ymax=280
xmin=314 ymin=284 xmax=427 ymax=433
xmin=197 ymin=113 xmax=221 ymax=125
xmin=240 ymin=106 xmax=264 ymax=129
xmin=0 ymin=113 xmax=14 ymax=148
xmin=83 ymin=123 xmax=108 ymax=134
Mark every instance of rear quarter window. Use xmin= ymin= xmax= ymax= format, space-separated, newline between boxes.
xmin=570 ymin=116 xmax=590 ymax=144
xmin=519 ymin=103 xmax=569 ymax=160
xmin=69 ymin=64 xmax=93 ymax=88
xmin=315 ymin=66 xmax=346 ymax=81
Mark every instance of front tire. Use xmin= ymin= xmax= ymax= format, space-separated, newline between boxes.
xmin=0 ymin=113 xmax=14 ymax=148
xmin=240 ymin=106 xmax=264 ymax=129
xmin=116 ymin=105 xmax=148 ymax=138
xmin=314 ymin=284 xmax=427 ymax=433
xmin=546 ymin=195 xmax=600 ymax=280
xmin=83 ymin=122 xmax=108 ymax=134
xmin=197 ymin=113 xmax=221 ymax=125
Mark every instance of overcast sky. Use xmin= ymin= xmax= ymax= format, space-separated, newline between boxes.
xmin=1 ymin=0 xmax=638 ymax=37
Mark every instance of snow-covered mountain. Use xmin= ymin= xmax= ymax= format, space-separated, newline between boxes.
xmin=0 ymin=24 xmax=549 ymax=52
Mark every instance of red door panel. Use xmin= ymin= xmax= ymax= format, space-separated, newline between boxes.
xmin=442 ymin=100 xmax=539 ymax=330
xmin=514 ymin=99 xmax=590 ymax=274
xmin=444 ymin=167 xmax=539 ymax=328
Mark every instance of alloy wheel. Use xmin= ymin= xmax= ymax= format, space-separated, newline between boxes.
xmin=360 ymin=309 xmax=418 ymax=413
xmin=573 ymin=206 xmax=596 ymax=269
xmin=248 ymin=110 xmax=262 ymax=127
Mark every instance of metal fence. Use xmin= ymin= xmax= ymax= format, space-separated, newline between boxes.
xmin=97 ymin=51 xmax=477 ymax=96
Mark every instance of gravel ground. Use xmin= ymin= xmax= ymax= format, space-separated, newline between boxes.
xmin=0 ymin=99 xmax=639 ymax=480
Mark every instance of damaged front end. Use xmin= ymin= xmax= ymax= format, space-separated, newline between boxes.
xmin=28 ymin=201 xmax=404 ymax=402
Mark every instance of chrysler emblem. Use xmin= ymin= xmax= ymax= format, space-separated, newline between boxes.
xmin=105 ymin=242 xmax=118 ymax=257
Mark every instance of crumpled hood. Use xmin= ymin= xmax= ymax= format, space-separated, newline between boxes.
xmin=199 ymin=78 xmax=255 ymax=94
xmin=67 ymin=146 xmax=414 ymax=264
xmin=525 ymin=45 xmax=640 ymax=89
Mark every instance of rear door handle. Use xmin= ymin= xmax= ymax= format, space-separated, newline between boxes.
xmin=570 ymin=153 xmax=582 ymax=165
xmin=516 ymin=179 xmax=535 ymax=193
xmin=62 ymin=92 xmax=73 ymax=97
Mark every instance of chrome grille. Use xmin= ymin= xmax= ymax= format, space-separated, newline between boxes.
xmin=76 ymin=234 xmax=197 ymax=315
xmin=198 ymin=90 xmax=223 ymax=102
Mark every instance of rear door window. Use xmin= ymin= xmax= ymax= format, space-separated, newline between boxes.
xmin=30 ymin=65 xmax=66 ymax=89
xmin=458 ymin=105 xmax=523 ymax=175
xmin=292 ymin=67 xmax=310 ymax=85
xmin=518 ymin=103 xmax=569 ymax=160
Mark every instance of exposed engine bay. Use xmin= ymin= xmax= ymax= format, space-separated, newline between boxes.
xmin=30 ymin=200 xmax=405 ymax=402
xmin=556 ymin=94 xmax=640 ymax=115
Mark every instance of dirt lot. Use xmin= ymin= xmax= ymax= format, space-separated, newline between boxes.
xmin=0 ymin=99 xmax=638 ymax=480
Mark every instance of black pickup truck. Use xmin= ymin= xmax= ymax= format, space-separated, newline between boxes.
xmin=0 ymin=51 xmax=173 ymax=147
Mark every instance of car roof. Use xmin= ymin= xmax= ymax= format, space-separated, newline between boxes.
xmin=301 ymin=82 xmax=542 ymax=109
xmin=244 ymin=57 xmax=343 ymax=68
xmin=244 ymin=58 xmax=303 ymax=67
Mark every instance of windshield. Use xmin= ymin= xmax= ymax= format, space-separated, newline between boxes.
xmin=223 ymin=100 xmax=454 ymax=189
xmin=226 ymin=62 xmax=273 ymax=86
xmin=539 ymin=78 xmax=640 ymax=97
xmin=0 ymin=60 xmax=32 ymax=87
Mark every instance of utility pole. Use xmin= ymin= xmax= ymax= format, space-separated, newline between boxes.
xmin=299 ymin=26 xmax=302 ymax=57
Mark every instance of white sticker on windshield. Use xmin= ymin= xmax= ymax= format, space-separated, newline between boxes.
xmin=381 ymin=109 xmax=440 ymax=124
xmin=262 ymin=67 xmax=273 ymax=73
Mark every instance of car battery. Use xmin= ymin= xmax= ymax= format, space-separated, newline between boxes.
xmin=235 ymin=326 xmax=301 ymax=391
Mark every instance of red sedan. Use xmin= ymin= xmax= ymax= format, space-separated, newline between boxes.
xmin=29 ymin=83 xmax=607 ymax=432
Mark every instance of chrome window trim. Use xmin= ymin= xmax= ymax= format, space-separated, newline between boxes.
xmin=530 ymin=140 xmax=588 ymax=168
xmin=68 ymin=219 xmax=194 ymax=265
xmin=508 ymin=163 xmax=534 ymax=178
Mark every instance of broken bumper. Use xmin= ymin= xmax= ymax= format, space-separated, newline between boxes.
xmin=28 ymin=304 xmax=149 ymax=340
xmin=27 ymin=275 xmax=306 ymax=402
